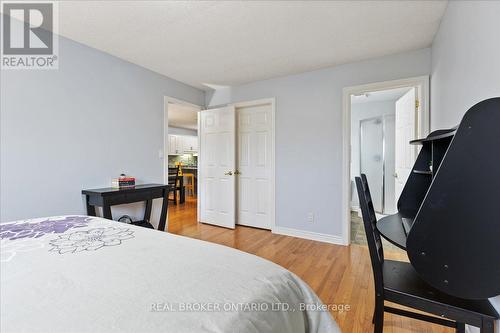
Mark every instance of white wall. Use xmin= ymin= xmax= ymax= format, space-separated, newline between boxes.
xmin=168 ymin=127 xmax=197 ymax=136
xmin=430 ymin=1 xmax=500 ymax=331
xmin=350 ymin=100 xmax=396 ymax=214
xmin=0 ymin=33 xmax=205 ymax=224
xmin=431 ymin=1 xmax=500 ymax=130
xmin=207 ymin=48 xmax=431 ymax=240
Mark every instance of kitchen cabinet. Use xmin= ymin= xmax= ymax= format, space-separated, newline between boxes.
xmin=168 ymin=135 xmax=183 ymax=155
xmin=168 ymin=135 xmax=198 ymax=155
xmin=183 ymin=136 xmax=198 ymax=153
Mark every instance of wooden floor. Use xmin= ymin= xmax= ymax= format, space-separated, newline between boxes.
xmin=167 ymin=196 xmax=452 ymax=333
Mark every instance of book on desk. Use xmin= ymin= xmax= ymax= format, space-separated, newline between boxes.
xmin=377 ymin=97 xmax=500 ymax=301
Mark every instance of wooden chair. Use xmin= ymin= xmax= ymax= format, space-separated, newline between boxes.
xmin=183 ymin=173 xmax=195 ymax=196
xmin=355 ymin=174 xmax=498 ymax=333
xmin=168 ymin=165 xmax=182 ymax=205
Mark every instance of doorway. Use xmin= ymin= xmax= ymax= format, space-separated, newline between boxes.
xmin=163 ymin=97 xmax=202 ymax=231
xmin=342 ymin=76 xmax=429 ymax=246
xmin=198 ymin=98 xmax=275 ymax=231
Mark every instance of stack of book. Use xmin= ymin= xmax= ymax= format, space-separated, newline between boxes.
xmin=111 ymin=176 xmax=136 ymax=189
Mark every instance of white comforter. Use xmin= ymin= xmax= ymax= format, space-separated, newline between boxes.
xmin=1 ymin=216 xmax=339 ymax=333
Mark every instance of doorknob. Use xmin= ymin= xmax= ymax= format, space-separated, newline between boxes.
xmin=393 ymin=172 xmax=398 ymax=178
xmin=224 ymin=171 xmax=233 ymax=176
xmin=234 ymin=170 xmax=241 ymax=175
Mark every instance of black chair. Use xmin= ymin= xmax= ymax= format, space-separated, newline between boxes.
xmin=355 ymin=174 xmax=498 ymax=333
xmin=168 ymin=165 xmax=182 ymax=205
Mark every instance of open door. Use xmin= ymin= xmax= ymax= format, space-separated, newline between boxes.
xmin=395 ymin=87 xmax=417 ymax=204
xmin=199 ymin=106 xmax=236 ymax=229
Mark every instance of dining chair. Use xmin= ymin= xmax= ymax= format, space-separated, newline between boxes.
xmin=168 ymin=165 xmax=181 ymax=205
xmin=184 ymin=173 xmax=195 ymax=196
xmin=355 ymin=173 xmax=498 ymax=333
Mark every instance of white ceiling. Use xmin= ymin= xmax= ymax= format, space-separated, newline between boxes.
xmin=168 ymin=103 xmax=198 ymax=130
xmin=351 ymin=87 xmax=411 ymax=104
xmin=40 ymin=1 xmax=448 ymax=89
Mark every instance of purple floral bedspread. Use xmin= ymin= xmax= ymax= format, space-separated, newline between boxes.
xmin=1 ymin=216 xmax=135 ymax=262
xmin=0 ymin=215 xmax=91 ymax=240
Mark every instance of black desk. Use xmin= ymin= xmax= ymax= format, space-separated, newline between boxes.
xmin=82 ymin=184 xmax=170 ymax=231
xmin=376 ymin=212 xmax=415 ymax=250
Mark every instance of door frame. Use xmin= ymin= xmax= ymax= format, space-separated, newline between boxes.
xmin=163 ymin=96 xmax=203 ymax=186
xmin=163 ymin=97 xmax=203 ymax=230
xmin=230 ymin=98 xmax=276 ymax=232
xmin=341 ymin=76 xmax=429 ymax=245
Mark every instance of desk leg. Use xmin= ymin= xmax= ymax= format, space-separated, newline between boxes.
xmin=158 ymin=189 xmax=169 ymax=231
xmin=481 ymin=319 xmax=494 ymax=333
xmin=85 ymin=195 xmax=96 ymax=216
xmin=103 ymin=204 xmax=112 ymax=220
xmin=144 ymin=200 xmax=152 ymax=223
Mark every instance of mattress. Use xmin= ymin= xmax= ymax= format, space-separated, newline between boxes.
xmin=0 ymin=215 xmax=339 ymax=333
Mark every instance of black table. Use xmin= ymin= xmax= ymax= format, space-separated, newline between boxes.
xmin=376 ymin=211 xmax=415 ymax=250
xmin=82 ymin=184 xmax=171 ymax=231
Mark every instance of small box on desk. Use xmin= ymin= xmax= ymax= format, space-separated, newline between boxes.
xmin=111 ymin=175 xmax=136 ymax=189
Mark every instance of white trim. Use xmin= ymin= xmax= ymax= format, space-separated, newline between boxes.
xmin=164 ymin=96 xmax=202 ymax=110
xmin=341 ymin=76 xmax=430 ymax=246
xmin=197 ymin=111 xmax=201 ymax=220
xmin=230 ymin=97 xmax=276 ymax=232
xmin=273 ymin=227 xmax=344 ymax=245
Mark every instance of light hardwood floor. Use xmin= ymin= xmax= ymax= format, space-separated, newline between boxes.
xmin=167 ymin=197 xmax=452 ymax=333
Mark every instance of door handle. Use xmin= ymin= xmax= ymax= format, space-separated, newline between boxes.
xmin=224 ymin=171 xmax=233 ymax=176
xmin=393 ymin=172 xmax=398 ymax=178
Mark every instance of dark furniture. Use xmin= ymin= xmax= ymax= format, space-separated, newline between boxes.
xmin=168 ymin=166 xmax=185 ymax=204
xmin=82 ymin=184 xmax=170 ymax=231
xmin=356 ymin=174 xmax=498 ymax=333
xmin=376 ymin=97 xmax=500 ymax=300
xmin=376 ymin=127 xmax=456 ymax=250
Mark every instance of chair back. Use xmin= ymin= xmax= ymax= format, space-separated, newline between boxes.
xmin=355 ymin=174 xmax=384 ymax=293
xmin=168 ymin=165 xmax=180 ymax=187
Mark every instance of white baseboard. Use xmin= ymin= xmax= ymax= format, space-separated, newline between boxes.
xmin=272 ymin=226 xmax=345 ymax=245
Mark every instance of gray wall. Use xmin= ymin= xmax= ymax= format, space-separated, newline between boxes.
xmin=431 ymin=0 xmax=500 ymax=130
xmin=429 ymin=1 xmax=500 ymax=329
xmin=0 ymin=34 xmax=205 ymax=224
xmin=207 ymin=48 xmax=431 ymax=239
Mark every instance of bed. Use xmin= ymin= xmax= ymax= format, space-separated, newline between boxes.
xmin=1 ymin=215 xmax=339 ymax=333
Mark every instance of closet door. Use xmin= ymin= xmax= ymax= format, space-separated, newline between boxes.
xmin=199 ymin=106 xmax=236 ymax=229
xmin=236 ymin=103 xmax=273 ymax=229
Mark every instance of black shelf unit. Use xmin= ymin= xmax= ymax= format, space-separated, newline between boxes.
xmin=377 ymin=97 xmax=500 ymax=301
xmin=390 ymin=129 xmax=455 ymax=235
xmin=394 ymin=126 xmax=456 ymax=221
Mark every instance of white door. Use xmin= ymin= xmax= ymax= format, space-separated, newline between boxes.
xmin=199 ymin=106 xmax=236 ymax=229
xmin=395 ymin=88 xmax=417 ymax=204
xmin=236 ymin=103 xmax=273 ymax=229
